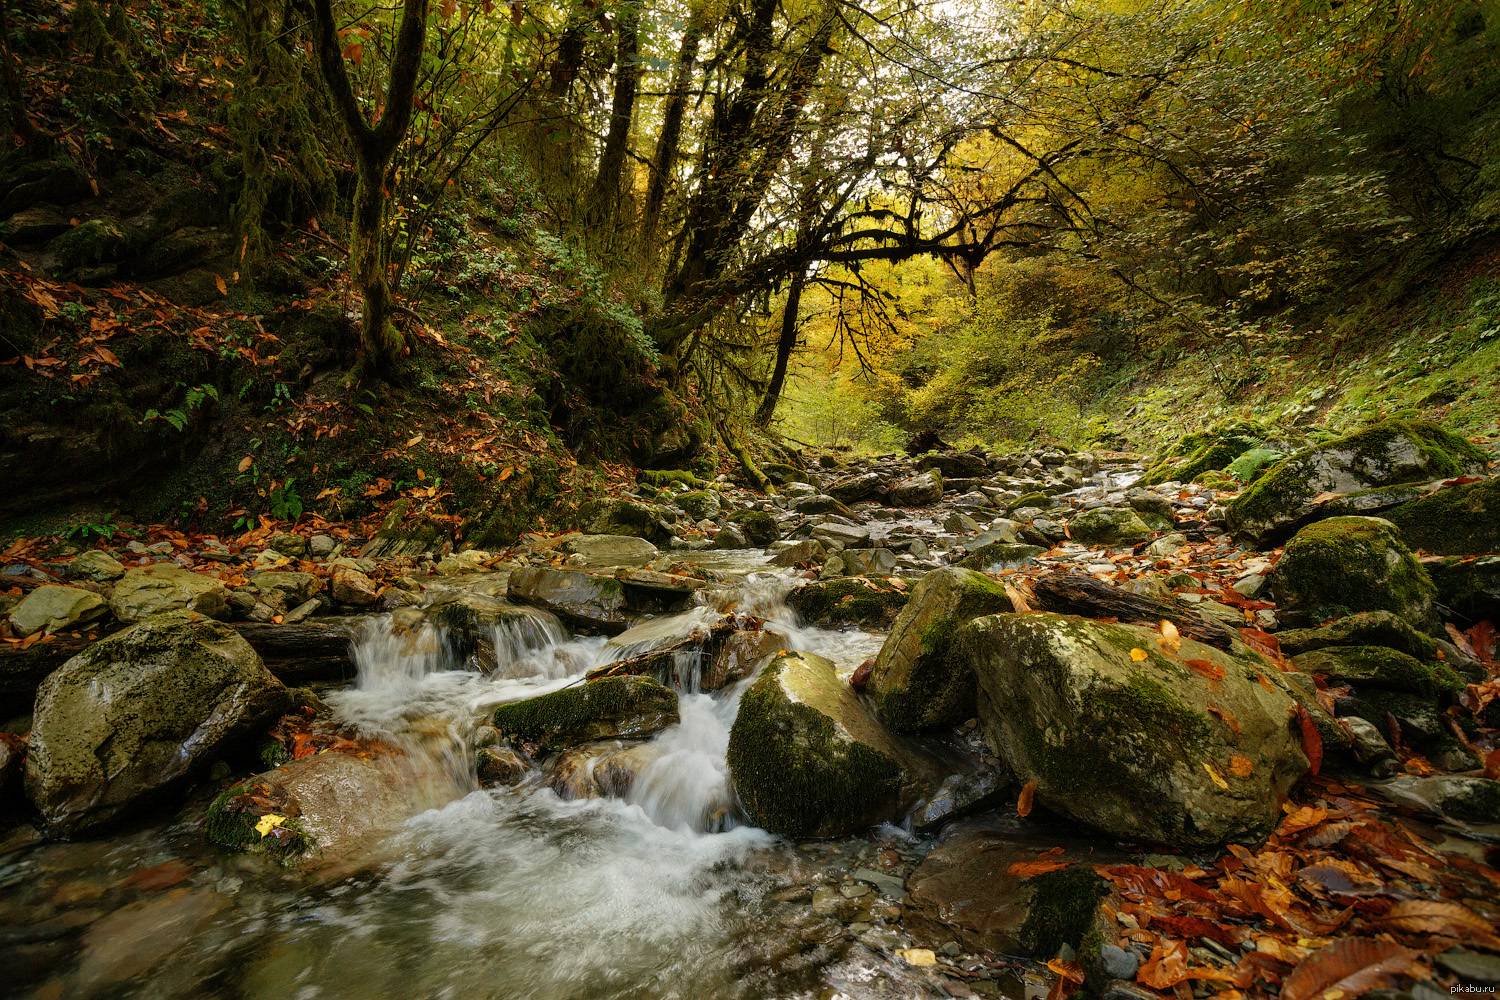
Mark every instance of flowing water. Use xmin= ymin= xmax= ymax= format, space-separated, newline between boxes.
xmin=0 ymin=565 xmax=966 ymax=1000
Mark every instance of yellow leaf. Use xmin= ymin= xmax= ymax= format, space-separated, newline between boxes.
xmin=1203 ymin=762 xmax=1229 ymax=790
xmin=254 ymin=813 xmax=286 ymax=837
xmin=406 ymin=433 xmax=424 ymax=447
xmin=1158 ymin=620 xmax=1181 ymax=651
xmin=214 ymin=273 xmax=228 ymax=295
xmin=1130 ymin=648 xmax=1148 ymax=661
xmin=238 ymin=456 xmax=253 ymax=473
xmin=896 ymin=949 xmax=936 ymax=967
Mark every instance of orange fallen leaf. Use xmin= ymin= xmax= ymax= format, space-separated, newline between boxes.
xmin=1208 ymin=704 xmax=1243 ymax=735
xmin=1130 ymin=648 xmax=1148 ymax=662
xmin=238 ymin=456 xmax=253 ymax=473
xmin=1158 ymin=619 xmax=1182 ymax=652
xmin=1229 ymin=755 xmax=1254 ymax=777
xmin=1281 ymin=938 xmax=1421 ymax=1000
xmin=1017 ymin=780 xmax=1037 ymax=818
xmin=1008 ymin=859 xmax=1072 ymax=878
xmin=1294 ymin=704 xmax=1323 ymax=775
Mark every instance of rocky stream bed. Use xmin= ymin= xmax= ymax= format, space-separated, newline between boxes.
xmin=1 ymin=418 xmax=1498 ymax=1000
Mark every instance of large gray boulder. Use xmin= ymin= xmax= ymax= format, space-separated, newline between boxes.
xmin=558 ymin=534 xmax=660 ymax=564
xmin=1269 ymin=516 xmax=1436 ymax=629
xmin=205 ymin=751 xmax=408 ymax=862
xmin=506 ymin=566 xmax=632 ymax=633
xmin=7 ymin=584 xmax=108 ymax=637
xmin=727 ymin=651 xmax=943 ymax=838
xmin=575 ymin=498 xmax=667 ymax=542
xmin=65 ymin=550 xmax=125 ymax=582
xmin=109 ymin=564 xmax=230 ymax=622
xmin=1226 ymin=420 xmax=1488 ymax=547
xmin=26 ymin=612 xmax=290 ymax=835
xmin=957 ymin=612 xmax=1308 ymax=847
xmin=868 ymin=567 xmax=1016 ymax=731
xmin=890 ymin=470 xmax=943 ymax=507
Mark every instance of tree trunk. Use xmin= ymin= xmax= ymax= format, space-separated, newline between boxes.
xmin=754 ymin=266 xmax=806 ymax=427
xmin=350 ymin=161 xmax=402 ymax=374
xmin=587 ymin=1 xmax=640 ymax=229
xmin=1029 ymin=573 xmax=1236 ymax=649
xmin=640 ymin=9 xmax=704 ymax=263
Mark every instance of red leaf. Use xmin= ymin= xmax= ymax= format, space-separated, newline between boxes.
xmin=1185 ymin=658 xmax=1225 ymax=681
xmin=1295 ymin=704 xmax=1323 ymax=775
xmin=1281 ymin=938 xmax=1420 ymax=1000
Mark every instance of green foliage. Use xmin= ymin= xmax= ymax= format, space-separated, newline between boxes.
xmin=267 ymin=478 xmax=304 ymax=523
xmin=60 ymin=520 xmax=120 ymax=543
xmin=142 ymin=384 xmax=219 ymax=433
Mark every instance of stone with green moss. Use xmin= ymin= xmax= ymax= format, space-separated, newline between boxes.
xmin=1291 ymin=646 xmax=1463 ymax=697
xmin=1067 ymin=507 xmax=1153 ymax=546
xmin=1424 ymin=554 xmax=1500 ymax=624
xmin=26 ymin=611 xmax=290 ymax=836
xmin=49 ymin=217 xmax=127 ymax=271
xmin=1226 ymin=420 xmax=1488 ymax=548
xmin=637 ymin=469 xmax=708 ymax=490
xmin=890 ymin=470 xmax=943 ymax=507
xmin=674 ymin=490 xmax=721 ymax=520
xmin=957 ymin=542 xmax=1046 ymax=572
xmin=1019 ymin=865 xmax=1112 ymax=960
xmin=1383 ymin=477 xmax=1499 ymax=556
xmin=505 ymin=566 xmax=638 ymax=634
xmin=1276 ymin=610 xmax=1441 ymax=660
xmin=868 ymin=567 xmax=1016 ymax=731
xmin=761 ymin=462 xmax=809 ymax=486
xmin=1005 ymin=491 xmax=1052 ymax=514
xmin=725 ymin=509 xmax=781 ymax=546
xmin=576 ymin=498 xmax=668 ymax=542
xmin=1141 ymin=434 xmax=1259 ymax=486
xmin=492 ymin=675 xmax=679 ymax=751
xmin=956 ymin=612 xmax=1308 ymax=847
xmin=785 ymin=577 xmax=910 ymax=628
xmin=1269 ymin=516 xmax=1436 ymax=628
xmin=727 ymin=651 xmax=937 ymax=838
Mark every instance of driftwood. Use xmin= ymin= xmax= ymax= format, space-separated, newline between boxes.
xmin=0 ymin=617 xmax=371 ymax=705
xmin=1030 ymin=572 xmax=1235 ymax=650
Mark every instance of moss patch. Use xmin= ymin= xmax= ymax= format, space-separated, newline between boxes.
xmin=1384 ymin=477 xmax=1500 ymax=556
xmin=1018 ymin=864 xmax=1110 ymax=959
xmin=491 ymin=675 xmax=679 ymax=751
xmin=785 ymin=577 xmax=910 ymax=627
xmin=1270 ymin=516 xmax=1436 ymax=626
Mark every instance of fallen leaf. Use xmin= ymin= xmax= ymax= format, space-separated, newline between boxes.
xmin=406 ymin=433 xmax=424 ymax=447
xmin=1009 ymin=859 xmax=1072 ymax=877
xmin=1186 ymin=658 xmax=1226 ymax=681
xmin=1295 ymin=704 xmax=1324 ymax=775
xmin=1370 ymin=900 xmax=1500 ymax=944
xmin=1279 ymin=804 xmax=1330 ymax=835
xmin=1281 ymin=938 xmax=1420 ymax=1000
xmin=1229 ymin=755 xmax=1254 ymax=777
xmin=214 ymin=273 xmax=228 ymax=295
xmin=1208 ymin=704 xmax=1243 ymax=734
xmin=1130 ymin=647 xmax=1149 ymax=661
xmin=1158 ymin=619 xmax=1182 ymax=651
xmin=1047 ymin=958 xmax=1086 ymax=983
xmin=238 ymin=456 xmax=253 ymax=473
xmin=896 ymin=948 xmax=935 ymax=967
xmin=1018 ymin=780 xmax=1037 ymax=818
xmin=1204 ymin=762 xmax=1229 ymax=789
xmin=254 ymin=813 xmax=287 ymax=837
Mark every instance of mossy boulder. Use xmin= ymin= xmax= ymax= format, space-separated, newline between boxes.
xmin=761 ymin=462 xmax=809 ymax=486
xmin=957 ymin=542 xmax=1046 ymax=572
xmin=26 ymin=612 xmax=290 ymax=836
xmin=576 ymin=498 xmax=668 ymax=542
xmin=868 ymin=567 xmax=1016 ymax=731
xmin=727 ymin=651 xmax=933 ymax=837
xmin=1141 ymin=434 xmax=1259 ymax=486
xmin=1067 ymin=507 xmax=1153 ymax=546
xmin=725 ymin=509 xmax=781 ymax=546
xmin=957 ymin=612 xmax=1308 ymax=847
xmin=1383 ymin=477 xmax=1500 ymax=556
xmin=1425 ymin=554 xmax=1500 ymax=624
xmin=785 ymin=577 xmax=910 ymax=628
xmin=1291 ymin=646 xmax=1464 ymax=697
xmin=110 ymin=564 xmax=230 ymax=623
xmin=1124 ymin=490 xmax=1177 ymax=531
xmin=1226 ymin=420 xmax=1488 ymax=548
xmin=48 ymin=217 xmax=127 ymax=271
xmin=674 ymin=490 xmax=721 ymax=520
xmin=491 ymin=675 xmax=679 ymax=751
xmin=1269 ymin=517 xmax=1436 ymax=629
xmin=1276 ymin=610 xmax=1441 ymax=661
xmin=828 ymin=472 xmax=884 ymax=503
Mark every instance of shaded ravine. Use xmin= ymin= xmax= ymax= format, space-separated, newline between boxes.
xmin=0 ymin=567 xmax=977 ymax=1000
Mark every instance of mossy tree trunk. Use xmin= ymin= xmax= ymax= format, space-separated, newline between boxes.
xmin=310 ymin=0 xmax=428 ymax=379
xmin=754 ymin=265 xmax=805 ymax=428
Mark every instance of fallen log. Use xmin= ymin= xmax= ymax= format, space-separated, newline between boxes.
xmin=1029 ymin=572 xmax=1235 ymax=650
xmin=0 ymin=617 xmax=372 ymax=706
